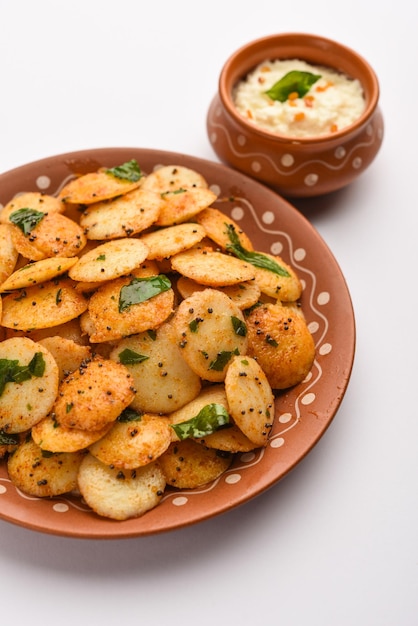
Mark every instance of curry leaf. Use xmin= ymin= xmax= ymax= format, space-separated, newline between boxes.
xmin=170 ymin=403 xmax=230 ymax=440
xmin=265 ymin=70 xmax=321 ymax=102
xmin=0 ymin=430 xmax=20 ymax=446
xmin=231 ymin=316 xmax=247 ymax=337
xmin=209 ymin=347 xmax=239 ymax=371
xmin=0 ymin=353 xmax=45 ymax=396
xmin=119 ymin=275 xmax=171 ymax=312
xmin=225 ymin=224 xmax=291 ymax=277
xmin=28 ymin=352 xmax=46 ymax=377
xmin=9 ymin=208 xmax=45 ymax=235
xmin=118 ymin=408 xmax=143 ymax=423
xmin=118 ymin=348 xmax=149 ymax=365
xmin=106 ymin=159 xmax=143 ymax=182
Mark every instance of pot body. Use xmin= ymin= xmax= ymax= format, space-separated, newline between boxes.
xmin=207 ymin=93 xmax=384 ymax=197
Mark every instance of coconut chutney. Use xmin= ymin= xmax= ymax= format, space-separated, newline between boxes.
xmin=233 ymin=59 xmax=366 ymax=138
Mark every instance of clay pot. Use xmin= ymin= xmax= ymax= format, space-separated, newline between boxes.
xmin=207 ymin=32 xmax=384 ymax=197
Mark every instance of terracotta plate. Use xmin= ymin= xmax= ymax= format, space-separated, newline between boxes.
xmin=0 ymin=147 xmax=355 ymax=538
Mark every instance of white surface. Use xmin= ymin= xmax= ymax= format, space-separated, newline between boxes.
xmin=0 ymin=1 xmax=416 ymax=625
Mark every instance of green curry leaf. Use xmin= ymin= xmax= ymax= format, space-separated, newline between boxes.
xmin=265 ymin=70 xmax=321 ymax=102
xmin=106 ymin=159 xmax=143 ymax=182
xmin=117 ymin=408 xmax=143 ymax=423
xmin=28 ymin=352 xmax=46 ymax=377
xmin=0 ymin=353 xmax=46 ymax=396
xmin=118 ymin=348 xmax=149 ymax=365
xmin=9 ymin=208 xmax=45 ymax=235
xmin=118 ymin=275 xmax=171 ymax=313
xmin=231 ymin=316 xmax=247 ymax=337
xmin=225 ymin=224 xmax=291 ymax=277
xmin=0 ymin=430 xmax=20 ymax=446
xmin=170 ymin=403 xmax=230 ymax=440
xmin=209 ymin=347 xmax=239 ymax=371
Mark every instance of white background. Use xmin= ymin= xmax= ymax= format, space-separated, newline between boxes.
xmin=0 ymin=1 xmax=416 ymax=625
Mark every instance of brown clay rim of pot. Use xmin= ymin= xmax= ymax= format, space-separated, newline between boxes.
xmin=219 ymin=32 xmax=380 ymax=145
